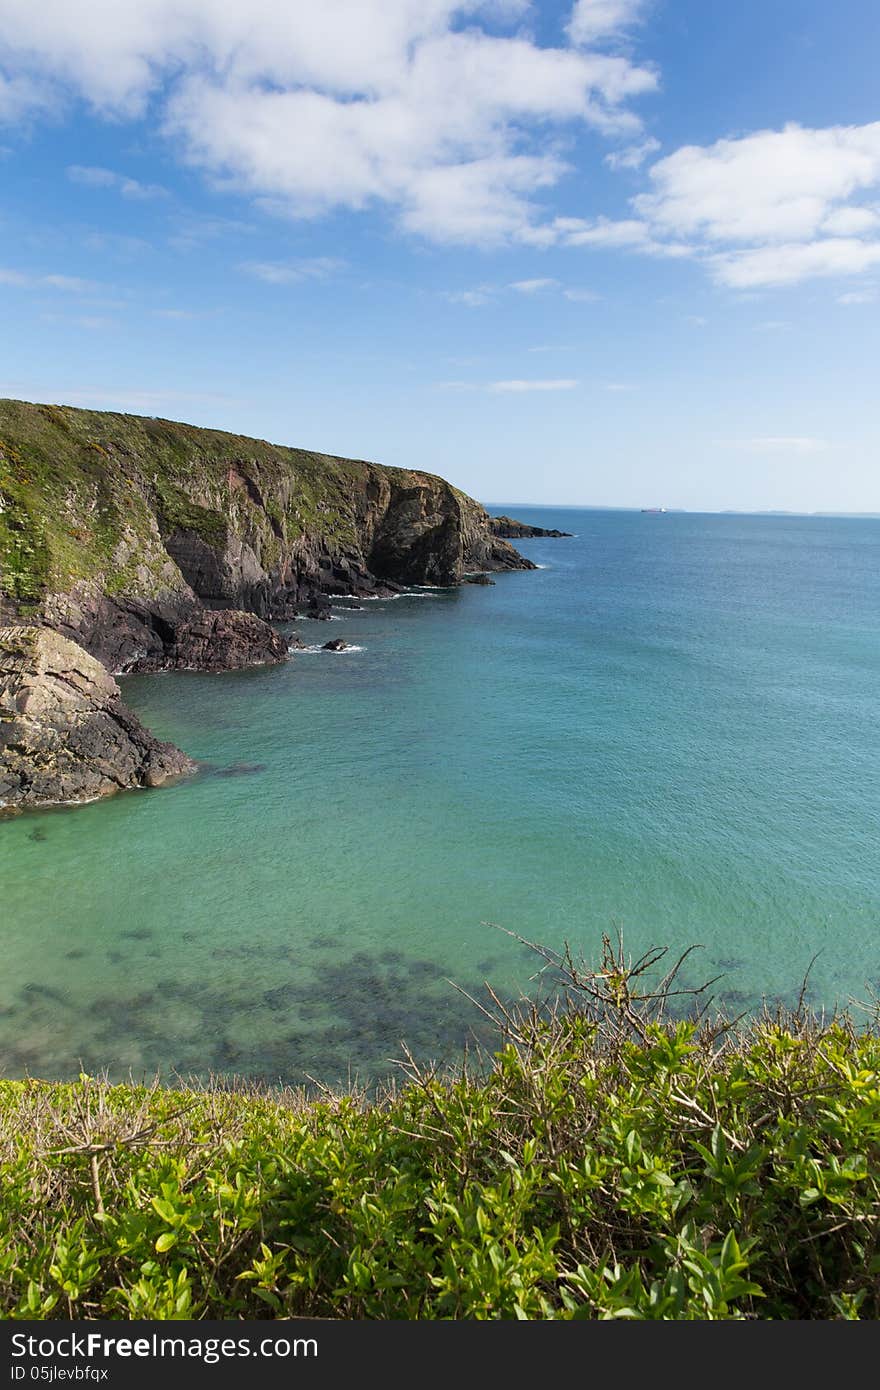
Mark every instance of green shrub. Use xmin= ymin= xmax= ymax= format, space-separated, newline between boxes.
xmin=1 ymin=941 xmax=879 ymax=1320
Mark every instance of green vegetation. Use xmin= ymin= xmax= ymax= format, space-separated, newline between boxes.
xmin=2 ymin=939 xmax=879 ymax=1320
xmin=0 ymin=397 xmax=446 ymax=608
xmin=154 ymin=483 xmax=229 ymax=550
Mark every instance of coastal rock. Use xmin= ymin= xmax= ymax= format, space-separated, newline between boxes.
xmin=490 ymin=515 xmax=572 ymax=539
xmin=43 ymin=587 xmax=288 ymax=675
xmin=463 ymin=573 xmax=495 ymax=585
xmin=0 ymin=626 xmax=194 ymax=809
xmin=322 ymin=639 xmax=348 ymax=651
xmin=165 ymin=609 xmax=289 ymax=671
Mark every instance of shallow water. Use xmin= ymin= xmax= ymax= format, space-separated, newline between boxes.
xmin=3 ymin=509 xmax=880 ymax=1085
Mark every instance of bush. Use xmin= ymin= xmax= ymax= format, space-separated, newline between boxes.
xmin=2 ymin=938 xmax=879 ymax=1320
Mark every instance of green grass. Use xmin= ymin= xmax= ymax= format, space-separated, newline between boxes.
xmin=2 ymin=940 xmax=879 ymax=1320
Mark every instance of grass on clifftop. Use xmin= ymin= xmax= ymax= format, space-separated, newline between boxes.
xmin=2 ymin=936 xmax=879 ymax=1321
xmin=0 ymin=397 xmax=469 ymax=608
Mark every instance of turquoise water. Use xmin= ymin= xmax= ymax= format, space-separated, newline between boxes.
xmin=3 ymin=509 xmax=880 ymax=1085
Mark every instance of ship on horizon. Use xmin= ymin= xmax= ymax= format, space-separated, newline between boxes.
xmin=641 ymin=506 xmax=667 ymax=514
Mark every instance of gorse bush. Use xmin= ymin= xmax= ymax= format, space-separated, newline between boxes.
xmin=2 ymin=937 xmax=879 ymax=1320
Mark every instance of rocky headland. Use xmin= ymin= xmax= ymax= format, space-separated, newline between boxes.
xmin=490 ymin=515 xmax=573 ymax=539
xmin=0 ymin=398 xmax=533 ymax=808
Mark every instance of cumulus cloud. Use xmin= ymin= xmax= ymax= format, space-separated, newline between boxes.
xmin=66 ymin=165 xmax=169 ymax=199
xmin=622 ymin=122 xmax=880 ymax=287
xmin=710 ymin=238 xmax=880 ymax=289
xmin=548 ymin=121 xmax=880 ymax=288
xmin=635 ymin=123 xmax=880 ymax=244
xmin=0 ymin=0 xmax=656 ymax=246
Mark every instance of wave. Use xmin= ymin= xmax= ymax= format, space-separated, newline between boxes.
xmin=296 ymin=643 xmax=365 ymax=654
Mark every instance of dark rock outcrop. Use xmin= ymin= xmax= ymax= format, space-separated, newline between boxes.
xmin=43 ymin=589 xmax=287 ymax=675
xmin=322 ymin=639 xmax=349 ymax=651
xmin=0 ymin=626 xmax=194 ymax=810
xmin=490 ymin=515 xmax=572 ymax=539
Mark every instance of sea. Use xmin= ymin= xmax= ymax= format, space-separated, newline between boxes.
xmin=3 ymin=507 xmax=880 ymax=1087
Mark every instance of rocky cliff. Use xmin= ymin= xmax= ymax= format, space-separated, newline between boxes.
xmin=0 ymin=399 xmax=532 ymax=673
xmin=0 ymin=626 xmax=193 ymax=809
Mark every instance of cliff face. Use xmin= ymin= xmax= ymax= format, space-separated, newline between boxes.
xmin=0 ymin=626 xmax=193 ymax=809
xmin=0 ymin=399 xmax=531 ymax=672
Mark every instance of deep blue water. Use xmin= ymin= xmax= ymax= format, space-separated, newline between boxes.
xmin=3 ymin=508 xmax=880 ymax=1085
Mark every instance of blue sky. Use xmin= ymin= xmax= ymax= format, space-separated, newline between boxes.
xmin=1 ymin=0 xmax=879 ymax=511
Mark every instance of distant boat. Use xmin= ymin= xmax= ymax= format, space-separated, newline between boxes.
xmin=641 ymin=507 xmax=667 ymax=514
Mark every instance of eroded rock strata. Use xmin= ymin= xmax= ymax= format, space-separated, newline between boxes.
xmin=0 ymin=626 xmax=194 ymax=810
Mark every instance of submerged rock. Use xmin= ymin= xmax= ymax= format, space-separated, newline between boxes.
xmin=0 ymin=625 xmax=194 ymax=810
xmin=463 ymin=573 xmax=495 ymax=585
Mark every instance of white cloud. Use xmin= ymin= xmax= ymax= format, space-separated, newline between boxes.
xmin=551 ymin=121 xmax=880 ymax=288
xmin=711 ymin=238 xmax=880 ymax=289
xmin=553 ymin=214 xmax=692 ymax=257
xmin=442 ymin=286 xmax=495 ymax=307
xmin=723 ymin=437 xmax=831 ymax=455
xmin=0 ymin=268 xmax=97 ymax=292
xmin=568 ymin=0 xmax=649 ymax=46
xmin=84 ymin=231 xmax=152 ymax=259
xmin=563 ymin=287 xmax=600 ymax=301
xmin=489 ymin=378 xmax=578 ymax=391
xmin=167 ymin=214 xmax=255 ymax=252
xmin=605 ymin=136 xmax=660 ymax=170
xmin=838 ymin=288 xmax=877 ymax=304
xmin=67 ymin=164 xmax=168 ymax=199
xmin=822 ymin=205 xmax=880 ymax=236
xmin=509 ymin=277 xmax=559 ymax=292
xmin=240 ymin=258 xmax=344 ymax=284
xmin=635 ymin=124 xmax=880 ymax=244
xmin=0 ymin=69 xmax=51 ymax=122
xmin=0 ymin=0 xmax=656 ymax=246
